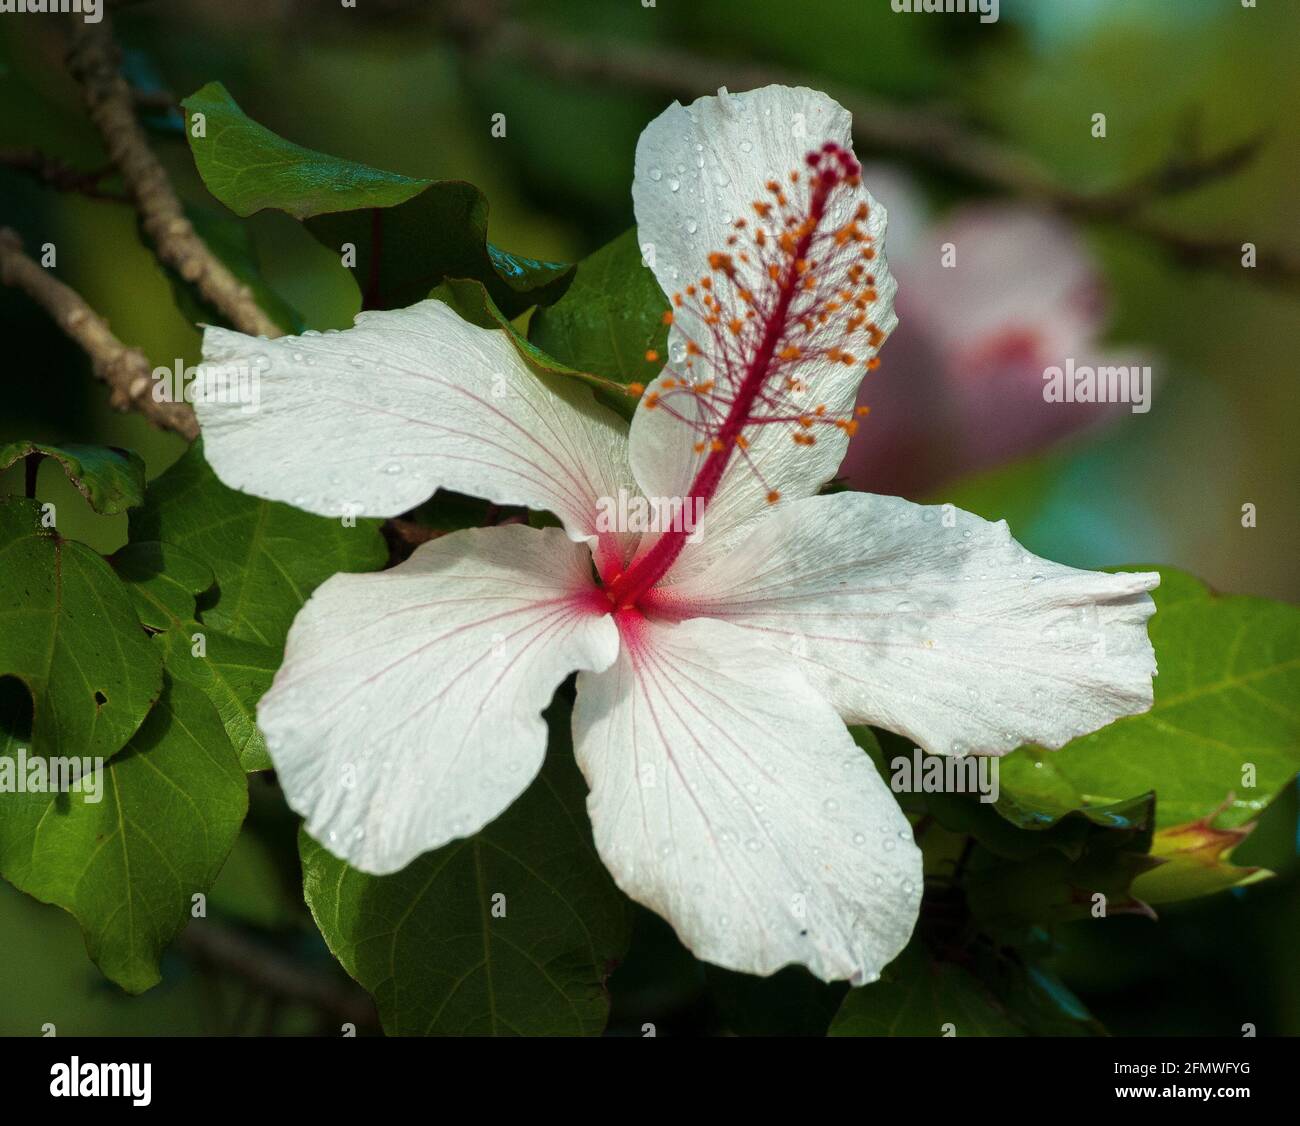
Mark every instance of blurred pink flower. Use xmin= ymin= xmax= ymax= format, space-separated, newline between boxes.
xmin=841 ymin=167 xmax=1144 ymax=496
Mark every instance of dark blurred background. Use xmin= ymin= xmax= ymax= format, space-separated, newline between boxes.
xmin=0 ymin=0 xmax=1296 ymax=1035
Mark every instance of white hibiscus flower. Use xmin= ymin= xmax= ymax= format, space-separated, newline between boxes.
xmin=195 ymin=85 xmax=1158 ymax=985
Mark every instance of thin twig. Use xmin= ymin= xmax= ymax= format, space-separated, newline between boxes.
xmin=64 ymin=13 xmax=282 ymax=338
xmin=442 ymin=2 xmax=1298 ymax=288
xmin=179 ymin=919 xmax=380 ymax=1032
xmin=0 ymin=228 xmax=199 ymax=438
xmin=0 ymin=147 xmax=128 ymax=202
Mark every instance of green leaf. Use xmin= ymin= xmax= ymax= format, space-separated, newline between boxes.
xmin=862 ymin=728 xmax=1157 ymax=928
xmin=111 ymin=541 xmax=278 ymax=771
xmin=129 ymin=442 xmax=386 ymax=649
xmin=431 ymin=278 xmax=638 ymax=415
xmin=528 ymin=227 xmax=668 ymax=395
xmin=300 ymin=703 xmax=630 ymax=1035
xmin=829 ymin=942 xmax=1104 ymax=1037
xmin=181 ymin=81 xmax=571 ymax=317
xmin=963 ymin=830 xmax=1160 ymax=930
xmin=0 ymin=498 xmax=161 ymax=760
xmin=1129 ymin=804 xmax=1273 ymax=905
xmin=0 ymin=441 xmax=146 ymax=515
xmin=0 ymin=676 xmax=247 ymax=993
xmin=830 ymin=944 xmax=1022 ymax=1037
xmin=997 ymin=567 xmax=1300 ymax=830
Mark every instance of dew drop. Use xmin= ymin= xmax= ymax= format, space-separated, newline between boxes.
xmin=649 ymin=167 xmax=663 ymax=182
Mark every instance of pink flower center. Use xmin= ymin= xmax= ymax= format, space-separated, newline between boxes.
xmin=604 ymin=142 xmax=885 ymax=612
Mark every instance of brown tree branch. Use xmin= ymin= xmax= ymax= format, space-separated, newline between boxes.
xmin=64 ymin=13 xmax=282 ymax=338
xmin=442 ymin=3 xmax=1298 ymax=288
xmin=0 ymin=146 xmax=128 ymax=202
xmin=0 ymin=228 xmax=199 ymax=439
xmin=179 ymin=919 xmax=380 ymax=1032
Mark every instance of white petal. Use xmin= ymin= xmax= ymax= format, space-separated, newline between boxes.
xmin=629 ymin=85 xmax=898 ymax=579
xmin=655 ymin=492 xmax=1159 ymax=756
xmin=197 ymin=300 xmax=636 ymax=563
xmin=572 ymin=614 xmax=921 ymax=983
xmin=259 ymin=525 xmax=619 ymax=875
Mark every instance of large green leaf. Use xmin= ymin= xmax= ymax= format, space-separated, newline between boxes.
xmin=111 ymin=541 xmax=278 ymax=772
xmin=0 ymin=676 xmax=247 ymax=993
xmin=300 ymin=704 xmax=630 ymax=1035
xmin=863 ymin=727 xmax=1158 ymax=928
xmin=129 ymin=442 xmax=386 ymax=649
xmin=181 ymin=81 xmax=571 ymax=317
xmin=998 ymin=567 xmax=1300 ymax=829
xmin=528 ymin=227 xmax=669 ymax=394
xmin=830 ymin=945 xmax=1020 ymax=1037
xmin=829 ymin=942 xmax=1103 ymax=1037
xmin=0 ymin=441 xmax=145 ymax=515
xmin=0 ymin=498 xmax=161 ymax=760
